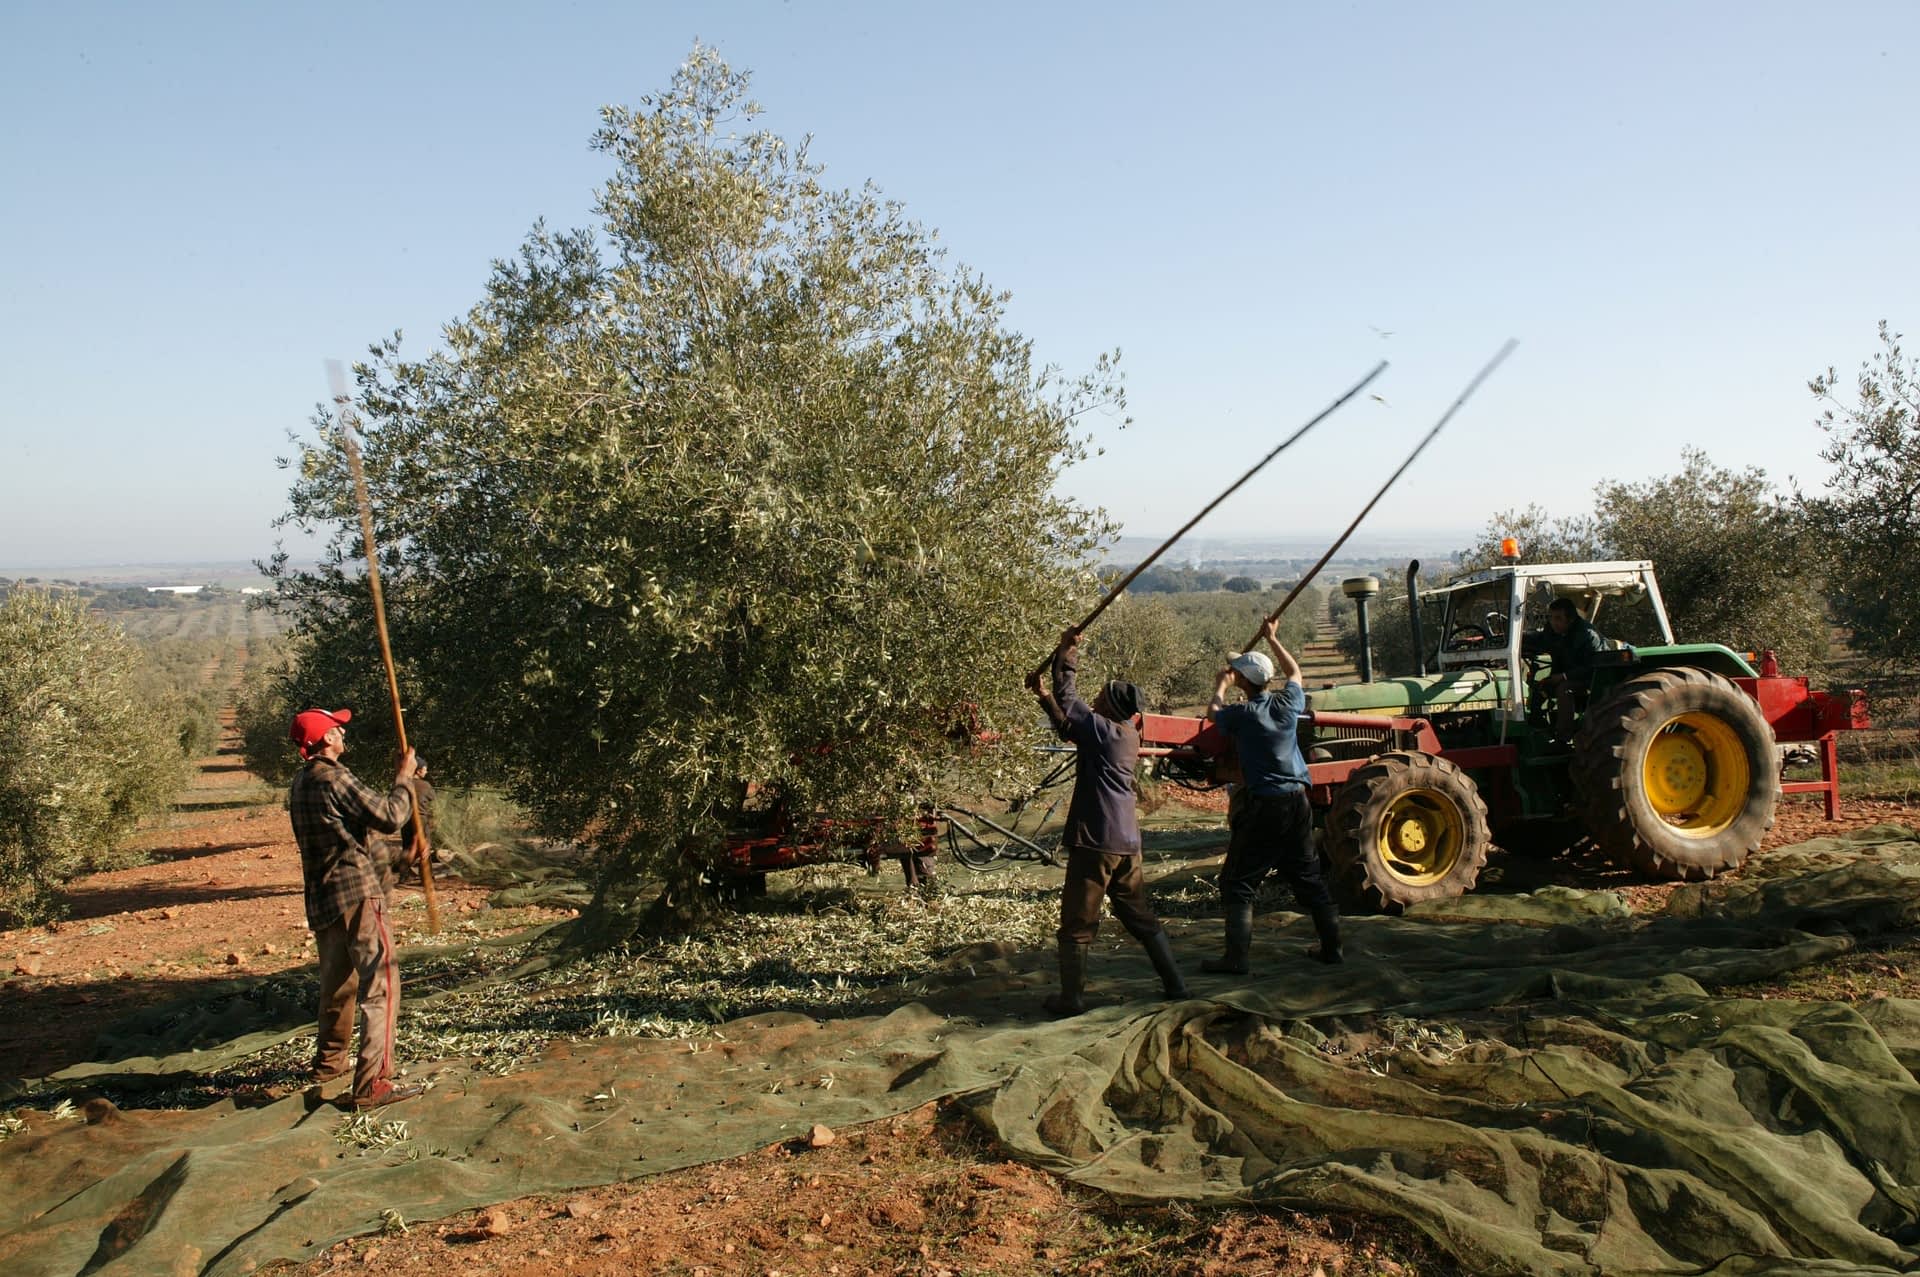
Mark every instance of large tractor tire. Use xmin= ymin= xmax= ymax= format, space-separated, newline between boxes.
xmin=1573 ymin=667 xmax=1778 ymax=881
xmin=1325 ymin=751 xmax=1492 ymax=912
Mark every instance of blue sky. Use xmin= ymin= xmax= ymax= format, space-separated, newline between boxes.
xmin=2 ymin=1 xmax=1914 ymax=566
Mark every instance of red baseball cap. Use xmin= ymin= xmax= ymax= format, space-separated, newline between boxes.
xmin=289 ymin=707 xmax=353 ymax=755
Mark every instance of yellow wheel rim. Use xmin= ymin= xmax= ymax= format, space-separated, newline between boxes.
xmin=1642 ymin=711 xmax=1750 ymax=836
xmin=1374 ymin=788 xmax=1465 ymax=885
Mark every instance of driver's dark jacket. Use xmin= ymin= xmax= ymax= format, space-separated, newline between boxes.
xmin=1524 ymin=615 xmax=1606 ymax=683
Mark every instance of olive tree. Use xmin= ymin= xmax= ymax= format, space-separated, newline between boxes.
xmin=1589 ymin=451 xmax=1826 ymax=672
xmin=1458 ymin=505 xmax=1602 ymax=570
xmin=1806 ymin=321 xmax=1920 ymax=667
xmin=235 ymin=638 xmax=314 ymax=788
xmin=1159 ymin=590 xmax=1319 ymax=703
xmin=266 ymin=47 xmax=1120 ymax=929
xmin=0 ymin=592 xmax=183 ymax=921
xmin=1073 ymin=595 xmax=1194 ymax=712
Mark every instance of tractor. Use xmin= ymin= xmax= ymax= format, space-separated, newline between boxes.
xmin=1139 ymin=556 xmax=1870 ymax=910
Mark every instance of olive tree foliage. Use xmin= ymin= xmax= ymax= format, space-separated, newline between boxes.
xmin=1074 ymin=595 xmax=1192 ymax=712
xmin=265 ymin=48 xmax=1121 ymax=919
xmin=1589 ymin=452 xmax=1826 ymax=671
xmin=1457 ymin=505 xmax=1602 ymax=571
xmin=0 ymin=592 xmax=184 ymax=922
xmin=1462 ymin=451 xmax=1827 ymax=672
xmin=235 ymin=639 xmax=310 ymax=789
xmin=1159 ymin=589 xmax=1319 ymax=704
xmin=1805 ymin=321 xmax=1920 ymax=667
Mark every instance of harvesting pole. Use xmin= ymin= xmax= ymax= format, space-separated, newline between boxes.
xmin=1029 ymin=359 xmax=1389 ymax=684
xmin=326 ymin=360 xmax=441 ymax=935
xmin=1245 ymin=339 xmax=1519 ymax=652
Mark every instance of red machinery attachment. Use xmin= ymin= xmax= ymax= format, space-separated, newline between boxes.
xmin=1735 ymin=651 xmax=1872 ymax=819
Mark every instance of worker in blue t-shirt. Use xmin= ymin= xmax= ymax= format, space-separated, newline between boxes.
xmin=1201 ymin=616 xmax=1342 ymax=974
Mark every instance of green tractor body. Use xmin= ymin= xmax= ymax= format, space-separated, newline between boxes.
xmin=1142 ymin=559 xmax=1870 ymax=910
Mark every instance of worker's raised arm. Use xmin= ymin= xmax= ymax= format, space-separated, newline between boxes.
xmin=1262 ymin=617 xmax=1303 ymax=686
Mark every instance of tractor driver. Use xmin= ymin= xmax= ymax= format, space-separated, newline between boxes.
xmin=1524 ymin=597 xmax=1607 ymax=741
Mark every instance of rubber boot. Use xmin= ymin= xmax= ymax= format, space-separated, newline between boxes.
xmin=1200 ymin=901 xmax=1254 ymax=975
xmin=1305 ymin=902 xmax=1344 ymax=965
xmin=1042 ymin=940 xmax=1089 ymax=1017
xmin=1142 ymin=929 xmax=1189 ymax=999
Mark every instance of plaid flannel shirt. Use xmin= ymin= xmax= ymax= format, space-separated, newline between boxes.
xmin=288 ymin=758 xmax=415 ymax=931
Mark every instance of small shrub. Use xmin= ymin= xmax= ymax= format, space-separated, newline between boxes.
xmin=235 ymin=645 xmax=302 ymax=788
xmin=0 ymin=592 xmax=185 ymax=922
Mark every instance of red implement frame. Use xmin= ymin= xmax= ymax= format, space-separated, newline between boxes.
xmin=1734 ymin=675 xmax=1871 ymax=820
xmin=716 ymin=809 xmax=939 ymax=878
xmin=1140 ymin=671 xmax=1870 ymax=818
xmin=709 ymin=664 xmax=1869 ymax=881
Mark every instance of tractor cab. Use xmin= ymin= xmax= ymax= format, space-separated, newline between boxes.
xmin=1426 ymin=560 xmax=1675 ymax=721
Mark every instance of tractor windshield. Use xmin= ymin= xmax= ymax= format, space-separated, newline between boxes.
xmin=1435 ymin=580 xmax=1513 ymax=667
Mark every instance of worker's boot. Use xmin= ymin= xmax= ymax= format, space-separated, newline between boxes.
xmin=1200 ymin=901 xmax=1254 ymax=976
xmin=1143 ymin=929 xmax=1189 ymax=999
xmin=1304 ymin=903 xmax=1344 ymax=965
xmin=1042 ymin=941 xmax=1089 ymax=1017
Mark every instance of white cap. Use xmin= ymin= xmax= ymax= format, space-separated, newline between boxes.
xmin=1228 ymin=650 xmax=1274 ymax=686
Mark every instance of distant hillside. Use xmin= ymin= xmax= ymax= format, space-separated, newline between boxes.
xmin=1101 ymin=532 xmax=1473 ymax=572
xmin=0 ymin=561 xmax=279 ymax=590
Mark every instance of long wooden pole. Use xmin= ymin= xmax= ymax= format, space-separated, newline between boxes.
xmin=1028 ymin=360 xmax=1389 ymax=684
xmin=327 ymin=360 xmax=441 ymax=934
xmin=1243 ymin=339 xmax=1519 ymax=651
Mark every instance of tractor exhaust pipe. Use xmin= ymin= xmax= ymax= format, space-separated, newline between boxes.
xmin=1342 ymin=576 xmax=1381 ymax=682
xmin=1406 ymin=559 xmax=1425 ymax=676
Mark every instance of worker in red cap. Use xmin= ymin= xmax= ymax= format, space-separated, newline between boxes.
xmin=286 ymin=706 xmax=425 ymax=1110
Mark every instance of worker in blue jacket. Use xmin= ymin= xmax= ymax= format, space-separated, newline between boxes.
xmin=1028 ymin=628 xmax=1187 ymax=1016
